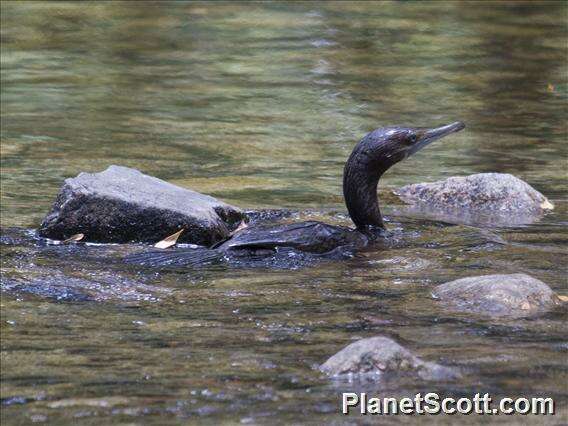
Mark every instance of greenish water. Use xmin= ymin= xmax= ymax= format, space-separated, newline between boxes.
xmin=1 ymin=2 xmax=567 ymax=424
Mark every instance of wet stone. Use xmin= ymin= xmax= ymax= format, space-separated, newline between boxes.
xmin=394 ymin=173 xmax=553 ymax=226
xmin=432 ymin=273 xmax=561 ymax=317
xmin=319 ymin=336 xmax=459 ymax=381
xmin=38 ymin=165 xmax=245 ymax=245
xmin=1 ymin=268 xmax=171 ymax=303
xmin=1 ymin=277 xmax=94 ymax=302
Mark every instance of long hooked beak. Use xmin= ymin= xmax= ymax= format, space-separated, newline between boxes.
xmin=408 ymin=121 xmax=465 ymax=156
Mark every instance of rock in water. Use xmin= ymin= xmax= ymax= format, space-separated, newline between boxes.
xmin=432 ymin=273 xmax=560 ymax=317
xmin=394 ymin=173 xmax=553 ymax=226
xmin=320 ymin=336 xmax=458 ymax=381
xmin=38 ymin=165 xmax=245 ymax=245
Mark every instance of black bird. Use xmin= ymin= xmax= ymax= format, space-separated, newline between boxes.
xmin=127 ymin=122 xmax=465 ymax=267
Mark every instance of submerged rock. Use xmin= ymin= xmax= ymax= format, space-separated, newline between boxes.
xmin=38 ymin=165 xmax=245 ymax=245
xmin=394 ymin=173 xmax=553 ymax=226
xmin=432 ymin=273 xmax=561 ymax=317
xmin=320 ymin=336 xmax=458 ymax=381
xmin=1 ymin=270 xmax=171 ymax=303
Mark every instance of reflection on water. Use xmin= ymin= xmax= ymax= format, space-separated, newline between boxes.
xmin=1 ymin=2 xmax=567 ymax=424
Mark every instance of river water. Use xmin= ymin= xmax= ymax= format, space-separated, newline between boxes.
xmin=1 ymin=2 xmax=567 ymax=424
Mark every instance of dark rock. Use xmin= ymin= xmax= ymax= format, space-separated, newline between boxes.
xmin=394 ymin=173 xmax=553 ymax=226
xmin=432 ymin=273 xmax=561 ymax=317
xmin=1 ymin=277 xmax=95 ymax=302
xmin=320 ymin=336 xmax=459 ymax=381
xmin=1 ymin=268 xmax=172 ymax=303
xmin=38 ymin=165 xmax=245 ymax=245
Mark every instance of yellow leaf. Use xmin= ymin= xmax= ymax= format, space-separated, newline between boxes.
xmin=62 ymin=233 xmax=84 ymax=244
xmin=540 ymin=199 xmax=554 ymax=210
xmin=547 ymin=83 xmax=555 ymax=92
xmin=558 ymin=295 xmax=568 ymax=303
xmin=154 ymin=229 xmax=184 ymax=249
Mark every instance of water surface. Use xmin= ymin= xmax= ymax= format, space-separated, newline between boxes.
xmin=1 ymin=2 xmax=567 ymax=424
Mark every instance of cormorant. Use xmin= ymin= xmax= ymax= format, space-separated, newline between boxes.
xmin=127 ymin=122 xmax=465 ymax=267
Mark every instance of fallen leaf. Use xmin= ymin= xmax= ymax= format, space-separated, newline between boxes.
xmin=154 ymin=229 xmax=184 ymax=249
xmin=62 ymin=233 xmax=84 ymax=244
xmin=547 ymin=83 xmax=554 ymax=92
xmin=540 ymin=199 xmax=554 ymax=210
xmin=558 ymin=295 xmax=568 ymax=302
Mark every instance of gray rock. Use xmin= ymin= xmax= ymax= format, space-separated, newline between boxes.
xmin=394 ymin=173 xmax=553 ymax=226
xmin=38 ymin=165 xmax=245 ymax=245
xmin=320 ymin=336 xmax=459 ymax=381
xmin=432 ymin=273 xmax=561 ymax=317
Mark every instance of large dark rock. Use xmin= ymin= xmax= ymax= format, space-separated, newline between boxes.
xmin=432 ymin=273 xmax=561 ymax=317
xmin=320 ymin=336 xmax=459 ymax=381
xmin=394 ymin=173 xmax=553 ymax=226
xmin=38 ymin=166 xmax=245 ymax=245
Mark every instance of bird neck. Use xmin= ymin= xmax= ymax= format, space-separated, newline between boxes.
xmin=342 ymin=143 xmax=388 ymax=233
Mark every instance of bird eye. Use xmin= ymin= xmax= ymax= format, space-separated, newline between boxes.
xmin=409 ymin=134 xmax=418 ymax=143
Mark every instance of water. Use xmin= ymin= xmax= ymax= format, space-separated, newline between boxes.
xmin=1 ymin=2 xmax=567 ymax=424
